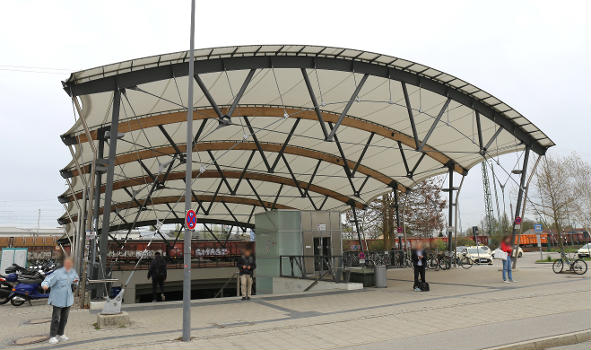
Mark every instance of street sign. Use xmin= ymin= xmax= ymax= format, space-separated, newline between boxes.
xmin=185 ymin=209 xmax=197 ymax=230
xmin=534 ymin=224 xmax=542 ymax=232
xmin=515 ymin=216 xmax=522 ymax=225
xmin=397 ymin=226 xmax=402 ymax=233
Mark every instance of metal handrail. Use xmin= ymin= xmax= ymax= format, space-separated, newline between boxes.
xmin=279 ymin=255 xmax=347 ymax=284
xmin=214 ymin=272 xmax=238 ymax=298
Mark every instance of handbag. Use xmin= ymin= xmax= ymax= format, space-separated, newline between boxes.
xmin=493 ymin=248 xmax=508 ymax=261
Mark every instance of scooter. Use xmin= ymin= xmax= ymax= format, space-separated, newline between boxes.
xmin=1 ymin=272 xmax=30 ymax=305
xmin=0 ymin=275 xmax=14 ymax=305
xmin=8 ymin=273 xmax=52 ymax=306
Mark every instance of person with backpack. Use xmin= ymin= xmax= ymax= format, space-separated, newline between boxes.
xmin=411 ymin=241 xmax=429 ymax=292
xmin=237 ymin=248 xmax=256 ymax=300
xmin=147 ymin=252 xmax=167 ymax=302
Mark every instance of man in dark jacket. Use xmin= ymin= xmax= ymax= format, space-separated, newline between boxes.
xmin=237 ymin=248 xmax=255 ymax=300
xmin=147 ymin=252 xmax=167 ymax=302
xmin=411 ymin=241 xmax=428 ymax=291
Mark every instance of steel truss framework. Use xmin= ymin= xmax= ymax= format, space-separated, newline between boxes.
xmin=57 ymin=45 xmax=554 ymax=277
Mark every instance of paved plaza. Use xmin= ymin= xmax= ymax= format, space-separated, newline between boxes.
xmin=1 ymin=253 xmax=589 ymax=350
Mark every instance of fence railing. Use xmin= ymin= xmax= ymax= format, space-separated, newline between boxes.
xmin=279 ymin=255 xmax=349 ymax=284
xmin=343 ymin=250 xmax=411 ymax=268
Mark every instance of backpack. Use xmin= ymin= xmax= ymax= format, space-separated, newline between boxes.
xmin=420 ymin=282 xmax=430 ymax=292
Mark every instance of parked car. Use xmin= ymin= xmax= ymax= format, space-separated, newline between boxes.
xmin=577 ymin=243 xmax=591 ymax=258
xmin=455 ymin=246 xmax=467 ymax=254
xmin=466 ymin=246 xmax=493 ymax=264
xmin=491 ymin=246 xmax=523 ymax=258
xmin=478 ymin=245 xmax=492 ymax=255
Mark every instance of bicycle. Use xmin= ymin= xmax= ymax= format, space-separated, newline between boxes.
xmin=427 ymin=253 xmax=440 ymax=271
xmin=438 ymin=251 xmax=472 ymax=270
xmin=552 ymin=251 xmax=587 ymax=275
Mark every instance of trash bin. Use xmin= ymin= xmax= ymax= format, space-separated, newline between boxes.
xmin=374 ymin=265 xmax=387 ymax=288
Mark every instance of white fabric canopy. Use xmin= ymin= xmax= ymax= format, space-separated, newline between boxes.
xmin=57 ymin=45 xmax=554 ymax=236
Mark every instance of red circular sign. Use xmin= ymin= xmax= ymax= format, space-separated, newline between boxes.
xmin=515 ymin=216 xmax=522 ymax=224
xmin=186 ymin=209 xmax=197 ymax=230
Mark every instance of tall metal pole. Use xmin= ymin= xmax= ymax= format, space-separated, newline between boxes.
xmin=454 ymin=175 xmax=465 ymax=249
xmin=99 ymin=89 xmax=121 ymax=298
xmin=394 ymin=189 xmax=402 ymax=249
xmin=447 ymin=166 xmax=454 ymax=252
xmin=511 ymin=147 xmax=530 ymax=268
xmin=182 ymin=0 xmax=196 ymax=342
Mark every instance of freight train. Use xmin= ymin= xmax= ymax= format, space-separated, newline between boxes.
xmin=59 ymin=239 xmax=254 ymax=265
xmin=514 ymin=231 xmax=590 ymax=247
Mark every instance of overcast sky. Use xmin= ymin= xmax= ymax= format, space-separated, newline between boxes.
xmin=0 ymin=0 xmax=588 ymax=230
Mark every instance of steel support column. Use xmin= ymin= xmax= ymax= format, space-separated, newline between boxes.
xmin=394 ymin=188 xmax=402 ymax=249
xmin=90 ymin=128 xmax=105 ymax=287
xmin=447 ymin=166 xmax=454 ymax=253
xmin=510 ymin=147 xmax=530 ymax=268
xmin=99 ymin=89 xmax=121 ymax=295
xmin=351 ymin=205 xmax=365 ymax=254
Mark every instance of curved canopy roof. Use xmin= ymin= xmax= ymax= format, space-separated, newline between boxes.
xmin=57 ymin=45 xmax=554 ymax=235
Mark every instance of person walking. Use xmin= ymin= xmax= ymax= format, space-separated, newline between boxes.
xmin=501 ymin=235 xmax=515 ymax=283
xmin=237 ymin=248 xmax=256 ymax=300
xmin=411 ymin=241 xmax=428 ymax=291
xmin=147 ymin=252 xmax=167 ymax=302
xmin=41 ymin=257 xmax=78 ymax=345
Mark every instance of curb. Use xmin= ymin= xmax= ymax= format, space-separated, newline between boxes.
xmin=483 ymin=329 xmax=590 ymax=350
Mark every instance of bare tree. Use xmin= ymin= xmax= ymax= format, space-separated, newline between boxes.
xmin=534 ymin=154 xmax=578 ymax=249
xmin=570 ymin=154 xmax=591 ymax=232
xmin=344 ymin=178 xmax=447 ymax=247
xmin=400 ymin=178 xmax=447 ymax=238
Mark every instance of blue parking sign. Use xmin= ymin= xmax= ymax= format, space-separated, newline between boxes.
xmin=534 ymin=224 xmax=542 ymax=232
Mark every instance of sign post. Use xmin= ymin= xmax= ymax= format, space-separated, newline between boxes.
xmin=185 ymin=210 xmax=197 ymax=230
xmin=534 ymin=224 xmax=543 ymax=260
xmin=472 ymin=226 xmax=480 ymax=260
xmin=183 ymin=0 xmax=196 ymax=341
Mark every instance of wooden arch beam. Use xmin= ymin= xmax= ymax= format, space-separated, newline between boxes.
xmin=66 ymin=106 xmax=468 ymax=175
xmin=62 ymin=194 xmax=294 ymax=224
xmin=66 ymin=141 xmax=408 ymax=193
xmin=60 ymin=169 xmax=366 ymax=209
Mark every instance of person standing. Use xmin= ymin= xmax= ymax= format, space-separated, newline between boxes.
xmin=147 ymin=252 xmax=167 ymax=302
xmin=411 ymin=241 xmax=428 ymax=291
xmin=41 ymin=257 xmax=78 ymax=345
xmin=500 ymin=235 xmax=515 ymax=283
xmin=237 ymin=248 xmax=256 ymax=300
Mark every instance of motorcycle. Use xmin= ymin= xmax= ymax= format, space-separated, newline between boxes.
xmin=9 ymin=272 xmax=53 ymax=306
xmin=1 ymin=267 xmax=31 ymax=305
xmin=0 ymin=275 xmax=14 ymax=305
xmin=4 ymin=260 xmax=56 ymax=306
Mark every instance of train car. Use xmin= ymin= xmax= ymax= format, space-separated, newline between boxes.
xmin=343 ymin=236 xmax=489 ymax=251
xmin=514 ymin=233 xmax=549 ymax=247
xmin=104 ymin=240 xmax=254 ymax=264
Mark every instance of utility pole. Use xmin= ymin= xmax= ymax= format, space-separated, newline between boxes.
xmin=481 ymin=162 xmax=494 ymax=235
xmin=182 ymin=0 xmax=196 ymax=342
xmin=36 ymin=209 xmax=41 ymax=238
